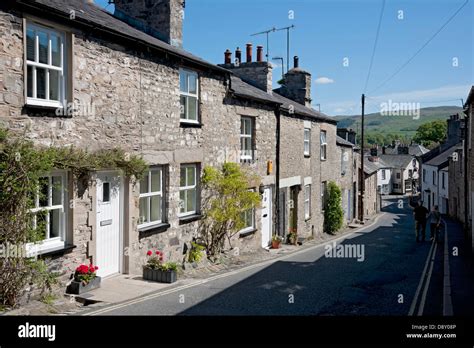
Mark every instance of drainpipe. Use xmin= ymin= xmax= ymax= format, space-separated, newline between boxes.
xmin=275 ymin=105 xmax=281 ymax=237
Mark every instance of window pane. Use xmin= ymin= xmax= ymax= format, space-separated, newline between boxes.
xmin=180 ymin=167 xmax=186 ymax=187
xmin=49 ymin=209 xmax=61 ymax=238
xmin=187 ymin=96 xmax=197 ymax=121
xmin=140 ymin=173 xmax=149 ymax=194
xmin=51 ymin=176 xmax=62 ymax=205
xmin=186 ymin=188 xmax=196 ymax=212
xmin=151 ymin=170 xmax=161 ymax=192
xmin=179 ymin=190 xmax=186 ymax=213
xmin=188 ymin=73 xmax=197 ymax=94
xmin=180 ymin=96 xmax=186 ymax=119
xmin=139 ymin=197 xmax=149 ymax=224
xmin=36 ymin=213 xmax=47 ymax=240
xmin=27 ymin=65 xmax=33 ymax=98
xmin=39 ymin=177 xmax=49 ymax=207
xmin=244 ymin=119 xmax=251 ymax=135
xmin=27 ymin=28 xmax=35 ymax=61
xmin=244 ymin=137 xmax=252 ymax=154
xmin=179 ymin=71 xmax=187 ymax=92
xmin=304 ymin=129 xmax=310 ymax=141
xmin=51 ymin=34 xmax=61 ymax=67
xmin=49 ymin=69 xmax=60 ymax=101
xmin=36 ymin=68 xmax=46 ymax=99
xmin=150 ymin=195 xmax=161 ymax=222
xmin=38 ymin=30 xmax=48 ymax=64
xmin=187 ymin=166 xmax=195 ymax=186
xmin=102 ymin=182 xmax=110 ymax=203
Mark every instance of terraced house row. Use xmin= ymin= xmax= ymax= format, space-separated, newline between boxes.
xmin=0 ymin=0 xmax=367 ymax=285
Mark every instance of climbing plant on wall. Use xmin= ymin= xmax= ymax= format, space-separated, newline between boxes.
xmin=0 ymin=128 xmax=147 ymax=307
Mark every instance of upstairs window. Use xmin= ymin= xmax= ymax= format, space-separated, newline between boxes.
xmin=179 ymin=69 xmax=199 ymax=123
xmin=304 ymin=128 xmax=311 ymax=156
xmin=26 ymin=22 xmax=66 ymax=108
xmin=240 ymin=117 xmax=254 ymax=162
xmin=179 ymin=164 xmax=198 ymax=217
xmin=320 ymin=130 xmax=327 ymax=160
xmin=381 ymin=169 xmax=386 ymax=180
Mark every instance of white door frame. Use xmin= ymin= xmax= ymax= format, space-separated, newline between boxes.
xmin=95 ymin=171 xmax=124 ymax=277
xmin=261 ymin=186 xmax=272 ymax=249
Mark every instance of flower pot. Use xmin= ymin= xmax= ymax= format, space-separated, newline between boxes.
xmin=66 ymin=276 xmax=101 ymax=295
xmin=143 ymin=268 xmax=177 ymax=283
xmin=271 ymin=240 xmax=281 ymax=249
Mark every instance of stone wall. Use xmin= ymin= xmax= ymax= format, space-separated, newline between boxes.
xmin=449 ymin=148 xmax=465 ymax=222
xmin=0 ymin=7 xmax=277 ymax=284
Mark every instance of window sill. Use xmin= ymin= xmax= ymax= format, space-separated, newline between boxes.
xmin=239 ymin=228 xmax=257 ymax=238
xmin=179 ymin=214 xmax=202 ymax=225
xmin=304 ymin=154 xmax=311 ymax=158
xmin=180 ymin=121 xmax=202 ymax=128
xmin=139 ymin=222 xmax=171 ymax=236
xmin=24 ymin=103 xmax=71 ymax=118
xmin=34 ymin=244 xmax=76 ymax=258
xmin=305 ymin=217 xmax=311 ymax=222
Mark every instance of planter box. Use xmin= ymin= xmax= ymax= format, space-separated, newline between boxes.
xmin=271 ymin=241 xmax=281 ymax=249
xmin=143 ymin=268 xmax=177 ymax=283
xmin=66 ymin=276 xmax=101 ymax=295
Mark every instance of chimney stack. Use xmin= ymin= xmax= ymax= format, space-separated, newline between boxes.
xmin=274 ymin=55 xmax=312 ymax=107
xmin=114 ymin=0 xmax=185 ymax=47
xmin=224 ymin=49 xmax=232 ymax=64
xmin=218 ymin=43 xmax=273 ymax=93
xmin=257 ymin=45 xmax=264 ymax=62
xmin=235 ymin=47 xmax=242 ymax=64
xmin=246 ymin=43 xmax=253 ymax=63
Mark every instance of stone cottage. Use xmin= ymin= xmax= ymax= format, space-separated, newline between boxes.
xmin=336 ymin=135 xmax=359 ymax=225
xmin=0 ymin=0 xmax=281 ymax=281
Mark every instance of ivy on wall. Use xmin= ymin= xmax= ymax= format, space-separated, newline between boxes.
xmin=0 ymin=128 xmax=147 ymax=307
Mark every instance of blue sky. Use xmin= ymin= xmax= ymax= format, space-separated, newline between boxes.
xmin=95 ymin=0 xmax=472 ymax=115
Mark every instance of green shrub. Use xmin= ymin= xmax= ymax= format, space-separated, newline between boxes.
xmin=324 ymin=181 xmax=344 ymax=234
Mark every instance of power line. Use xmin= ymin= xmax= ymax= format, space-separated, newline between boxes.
xmin=369 ymin=0 xmax=470 ymax=94
xmin=363 ymin=0 xmax=386 ymax=93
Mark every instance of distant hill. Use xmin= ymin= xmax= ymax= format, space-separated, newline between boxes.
xmin=333 ymin=106 xmax=463 ymax=138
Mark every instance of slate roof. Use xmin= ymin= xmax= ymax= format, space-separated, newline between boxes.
xmin=424 ymin=143 xmax=463 ymax=168
xmin=270 ymin=92 xmax=338 ymax=124
xmin=465 ymin=86 xmax=474 ymax=107
xmin=378 ymin=154 xmax=414 ymax=169
xmin=364 ymin=161 xmax=378 ymax=175
xmin=382 ymin=144 xmax=429 ymax=156
xmin=229 ymin=76 xmax=282 ymax=105
xmin=336 ymin=135 xmax=355 ymax=147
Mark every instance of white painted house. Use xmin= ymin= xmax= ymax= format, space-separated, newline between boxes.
xmin=421 ymin=143 xmax=462 ymax=214
xmin=379 ymin=155 xmax=419 ymax=195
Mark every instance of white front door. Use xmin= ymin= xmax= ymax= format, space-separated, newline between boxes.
xmin=261 ymin=187 xmax=272 ymax=248
xmin=96 ymin=172 xmax=122 ymax=278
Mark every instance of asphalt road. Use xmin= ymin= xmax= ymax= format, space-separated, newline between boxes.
xmin=90 ymin=197 xmax=443 ymax=316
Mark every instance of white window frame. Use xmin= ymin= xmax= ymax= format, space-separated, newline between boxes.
xmin=320 ymin=130 xmax=327 ymax=160
xmin=304 ymin=128 xmax=311 ymax=156
xmin=27 ymin=171 xmax=67 ymax=255
xmin=381 ymin=169 xmax=386 ymax=180
xmin=25 ymin=22 xmax=66 ymax=109
xmin=240 ymin=190 xmax=256 ymax=233
xmin=179 ymin=68 xmax=199 ymax=123
xmin=179 ymin=164 xmax=198 ymax=217
xmin=304 ymin=184 xmax=311 ymax=220
xmin=240 ymin=117 xmax=254 ymax=161
xmin=138 ymin=167 xmax=165 ymax=229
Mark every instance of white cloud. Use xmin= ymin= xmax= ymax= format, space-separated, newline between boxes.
xmin=315 ymin=77 xmax=335 ymax=85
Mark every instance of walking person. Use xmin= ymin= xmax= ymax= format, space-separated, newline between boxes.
xmin=428 ymin=205 xmax=442 ymax=243
xmin=413 ymin=201 xmax=429 ymax=242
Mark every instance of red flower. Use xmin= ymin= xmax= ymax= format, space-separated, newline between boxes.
xmin=95 ymin=266 xmax=99 ymax=270
xmin=156 ymin=251 xmax=161 ymax=255
xmin=159 ymin=256 xmax=164 ymax=261
xmin=147 ymin=250 xmax=152 ymax=256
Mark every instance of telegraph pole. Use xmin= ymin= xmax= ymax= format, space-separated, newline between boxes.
xmin=360 ymin=94 xmax=365 ymax=223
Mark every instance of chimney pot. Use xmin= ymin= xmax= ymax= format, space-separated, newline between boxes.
xmin=235 ymin=47 xmax=242 ymax=64
xmin=257 ymin=45 xmax=264 ymax=62
xmin=294 ymin=56 xmax=299 ymax=68
xmin=224 ymin=49 xmax=232 ymax=65
xmin=246 ymin=43 xmax=253 ymax=63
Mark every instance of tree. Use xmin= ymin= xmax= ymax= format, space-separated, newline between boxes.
xmin=199 ymin=163 xmax=261 ymax=260
xmin=324 ymin=181 xmax=344 ymax=234
xmin=413 ymin=120 xmax=447 ymax=146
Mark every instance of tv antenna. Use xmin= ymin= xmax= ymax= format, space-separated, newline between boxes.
xmin=275 ymin=25 xmax=295 ymax=72
xmin=251 ymin=27 xmax=276 ymax=62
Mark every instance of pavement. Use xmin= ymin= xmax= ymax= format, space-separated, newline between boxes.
xmin=80 ymin=196 xmax=460 ymax=316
